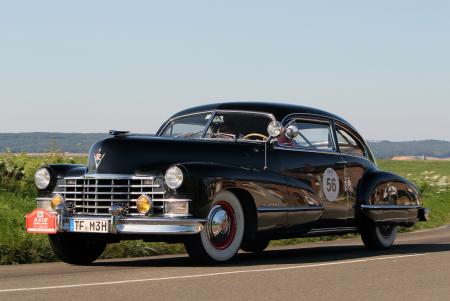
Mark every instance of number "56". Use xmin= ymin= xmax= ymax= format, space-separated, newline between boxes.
xmin=326 ymin=178 xmax=337 ymax=192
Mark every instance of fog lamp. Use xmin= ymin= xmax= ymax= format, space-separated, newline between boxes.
xmin=164 ymin=200 xmax=189 ymax=216
xmin=136 ymin=195 xmax=152 ymax=214
xmin=51 ymin=194 xmax=64 ymax=209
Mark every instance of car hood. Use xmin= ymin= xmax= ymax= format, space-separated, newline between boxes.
xmin=86 ymin=136 xmax=263 ymax=175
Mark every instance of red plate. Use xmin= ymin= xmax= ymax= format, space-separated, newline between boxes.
xmin=25 ymin=209 xmax=57 ymax=234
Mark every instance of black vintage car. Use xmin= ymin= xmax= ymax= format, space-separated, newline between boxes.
xmin=30 ymin=102 xmax=429 ymax=264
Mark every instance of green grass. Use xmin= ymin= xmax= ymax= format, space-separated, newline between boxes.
xmin=378 ymin=159 xmax=450 ymax=230
xmin=0 ymin=154 xmax=449 ymax=264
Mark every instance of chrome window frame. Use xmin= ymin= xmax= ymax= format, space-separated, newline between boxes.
xmin=158 ymin=111 xmax=214 ymax=139
xmin=276 ymin=116 xmax=338 ymax=154
xmin=158 ymin=110 xmax=276 ymax=143
xmin=334 ymin=124 xmax=366 ymax=158
xmin=333 ymin=121 xmax=375 ymax=163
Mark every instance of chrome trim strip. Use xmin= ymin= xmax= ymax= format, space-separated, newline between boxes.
xmin=257 ymin=206 xmax=324 ymax=212
xmin=117 ymin=217 xmax=206 ymax=225
xmin=307 ymin=227 xmax=358 ymax=234
xmin=158 ymin=109 xmax=276 ymax=140
xmin=65 ymin=174 xmax=155 ymax=180
xmin=60 ymin=191 xmax=165 ymax=195
xmin=115 ymin=224 xmax=203 ymax=235
xmin=58 ymin=184 xmax=160 ymax=188
xmin=281 ymin=112 xmax=359 ymax=133
xmin=201 ymin=111 xmax=217 ymax=138
xmin=64 ymin=197 xmax=164 ymax=202
xmin=273 ymin=146 xmax=340 ymax=155
xmin=36 ymin=197 xmax=52 ymax=201
xmin=361 ymin=205 xmax=421 ymax=210
xmin=157 ymin=198 xmax=192 ymax=203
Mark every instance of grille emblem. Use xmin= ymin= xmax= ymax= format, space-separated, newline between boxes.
xmin=94 ymin=149 xmax=105 ymax=168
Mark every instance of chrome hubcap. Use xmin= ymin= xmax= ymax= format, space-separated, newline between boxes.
xmin=206 ymin=203 xmax=236 ymax=249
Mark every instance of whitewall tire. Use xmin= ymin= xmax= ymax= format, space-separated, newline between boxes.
xmin=184 ymin=190 xmax=244 ymax=263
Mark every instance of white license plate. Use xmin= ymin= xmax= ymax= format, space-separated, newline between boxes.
xmin=69 ymin=219 xmax=109 ymax=233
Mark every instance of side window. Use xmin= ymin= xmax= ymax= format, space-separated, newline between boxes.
xmin=278 ymin=120 xmax=335 ymax=151
xmin=336 ymin=126 xmax=365 ymax=157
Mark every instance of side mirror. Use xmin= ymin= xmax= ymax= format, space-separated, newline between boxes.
xmin=284 ymin=125 xmax=299 ymax=140
xmin=267 ymin=121 xmax=283 ymax=138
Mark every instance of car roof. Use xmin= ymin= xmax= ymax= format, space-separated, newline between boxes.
xmin=170 ymin=102 xmax=355 ymax=129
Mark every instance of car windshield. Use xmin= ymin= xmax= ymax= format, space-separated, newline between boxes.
xmin=160 ymin=111 xmax=273 ymax=142
xmin=160 ymin=113 xmax=212 ymax=139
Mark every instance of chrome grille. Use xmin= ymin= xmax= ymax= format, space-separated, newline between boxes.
xmin=58 ymin=175 xmax=166 ymax=216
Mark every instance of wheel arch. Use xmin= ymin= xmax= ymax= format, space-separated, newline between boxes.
xmin=227 ymin=188 xmax=258 ymax=242
xmin=356 ymin=170 xmax=421 ymax=206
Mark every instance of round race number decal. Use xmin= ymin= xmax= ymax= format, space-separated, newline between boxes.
xmin=323 ymin=168 xmax=339 ymax=202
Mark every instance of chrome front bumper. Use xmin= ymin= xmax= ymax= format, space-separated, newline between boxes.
xmin=56 ymin=214 xmax=206 ymax=235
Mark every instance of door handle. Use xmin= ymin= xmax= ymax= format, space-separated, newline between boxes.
xmin=336 ymin=161 xmax=347 ymax=166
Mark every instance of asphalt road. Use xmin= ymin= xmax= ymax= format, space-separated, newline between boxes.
xmin=1 ymin=226 xmax=450 ymax=301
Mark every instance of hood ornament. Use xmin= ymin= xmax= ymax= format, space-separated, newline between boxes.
xmin=109 ymin=130 xmax=130 ymax=137
xmin=94 ymin=148 xmax=105 ymax=168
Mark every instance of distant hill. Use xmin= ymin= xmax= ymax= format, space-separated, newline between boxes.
xmin=0 ymin=133 xmax=108 ymax=153
xmin=0 ymin=133 xmax=449 ymax=159
xmin=367 ymin=140 xmax=450 ymax=159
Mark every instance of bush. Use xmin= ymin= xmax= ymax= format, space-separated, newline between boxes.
xmin=1 ymin=156 xmax=450 ymax=264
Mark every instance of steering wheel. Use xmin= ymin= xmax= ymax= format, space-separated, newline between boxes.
xmin=243 ymin=133 xmax=268 ymax=141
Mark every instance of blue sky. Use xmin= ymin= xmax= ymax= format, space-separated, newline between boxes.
xmin=0 ymin=1 xmax=449 ymax=141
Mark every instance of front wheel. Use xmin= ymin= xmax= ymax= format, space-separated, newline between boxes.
xmin=360 ymin=224 xmax=397 ymax=250
xmin=48 ymin=233 xmax=107 ymax=264
xmin=184 ymin=190 xmax=245 ymax=264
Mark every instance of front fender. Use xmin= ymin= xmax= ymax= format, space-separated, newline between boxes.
xmin=177 ymin=162 xmax=288 ymax=223
xmin=47 ymin=164 xmax=87 ymax=179
xmin=36 ymin=164 xmax=87 ymax=210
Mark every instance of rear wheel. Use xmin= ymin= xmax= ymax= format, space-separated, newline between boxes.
xmin=48 ymin=233 xmax=107 ymax=264
xmin=241 ymin=238 xmax=270 ymax=253
xmin=184 ymin=190 xmax=244 ymax=264
xmin=360 ymin=224 xmax=397 ymax=250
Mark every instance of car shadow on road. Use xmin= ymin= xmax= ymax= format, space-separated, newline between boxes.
xmin=91 ymin=242 xmax=450 ymax=268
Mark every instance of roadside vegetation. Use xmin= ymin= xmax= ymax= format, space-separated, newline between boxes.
xmin=1 ymin=153 xmax=449 ymax=264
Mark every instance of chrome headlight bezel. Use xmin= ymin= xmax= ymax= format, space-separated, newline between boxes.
xmin=164 ymin=166 xmax=184 ymax=190
xmin=34 ymin=168 xmax=52 ymax=190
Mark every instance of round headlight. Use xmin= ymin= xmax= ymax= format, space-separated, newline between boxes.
xmin=165 ymin=166 xmax=184 ymax=190
xmin=35 ymin=168 xmax=51 ymax=190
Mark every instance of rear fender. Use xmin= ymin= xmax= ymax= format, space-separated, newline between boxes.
xmin=356 ymin=170 xmax=421 ymax=227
